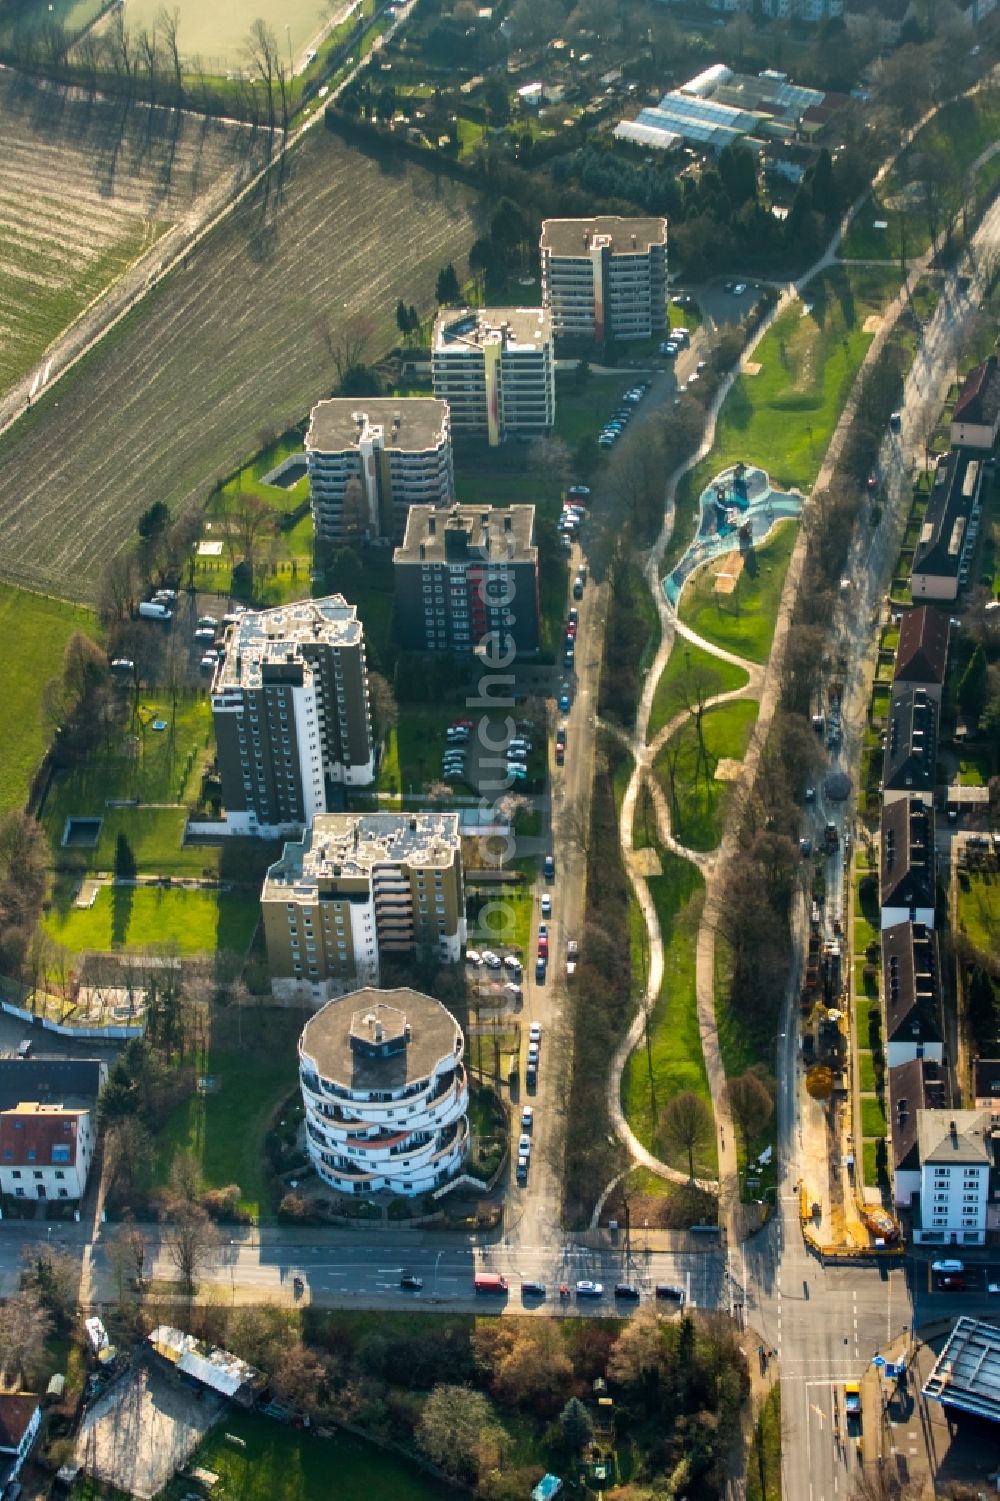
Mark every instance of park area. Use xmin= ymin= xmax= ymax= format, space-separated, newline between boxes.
xmin=653 ymin=698 xmax=759 ymax=853
xmin=621 ymin=841 xmax=716 ymax=1180
xmin=668 ymin=265 xmax=900 ymax=568
xmin=0 ymin=122 xmax=480 ymax=600
xmin=840 ymin=86 xmax=1000 ymax=263
xmin=678 ymin=522 xmax=797 ymax=665
xmin=0 ymin=69 xmax=270 ymax=410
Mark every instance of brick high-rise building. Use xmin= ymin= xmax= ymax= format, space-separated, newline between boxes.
xmin=211 ymin=597 xmax=374 ymax=837
xmin=393 ymin=503 xmax=539 ymax=655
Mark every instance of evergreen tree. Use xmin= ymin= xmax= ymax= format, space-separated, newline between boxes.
xmin=559 ymin=1396 xmax=593 ymax=1454
xmin=435 ymin=262 xmax=460 ymax=304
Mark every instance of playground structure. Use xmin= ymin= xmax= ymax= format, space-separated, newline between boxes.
xmin=665 ymin=462 xmax=804 ymax=607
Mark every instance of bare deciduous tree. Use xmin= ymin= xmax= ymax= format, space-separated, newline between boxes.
xmin=659 ymin=1091 xmax=713 ymax=1180
xmin=166 ymin=1198 xmax=217 ymax=1294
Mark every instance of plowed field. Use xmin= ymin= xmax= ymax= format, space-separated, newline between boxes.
xmin=0 ymin=70 xmax=268 ymax=407
xmin=0 ymin=126 xmax=480 ymax=600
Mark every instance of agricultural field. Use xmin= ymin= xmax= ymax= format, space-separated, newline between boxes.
xmin=0 ymin=584 xmax=94 ymax=812
xmin=0 ymin=122 xmax=481 ymax=600
xmin=0 ymin=70 xmax=270 ymax=415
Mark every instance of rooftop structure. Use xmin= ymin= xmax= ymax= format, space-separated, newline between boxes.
xmin=148 ymin=1327 xmax=264 ymax=1404
xmin=973 ymin=1059 xmax=1000 ymax=1112
xmin=298 ymin=986 xmax=469 ymax=1195
xmin=951 ymin=354 xmax=1000 ymax=450
xmin=0 ymin=1393 xmax=41 ymax=1489
xmin=0 ymin=1058 xmax=104 ymax=1113
xmin=889 ymin=1057 xmax=946 ymax=1196
xmin=615 ymin=64 xmax=831 ymax=155
xmin=923 ymin=1318 xmax=1000 ymax=1424
xmin=911 ymin=451 xmax=983 ymax=601
xmin=880 ymin=797 xmax=935 ymax=929
xmin=882 ymin=922 xmax=942 ymax=1068
xmin=913 ymin=1110 xmax=994 ymax=1246
xmin=882 ymin=684 xmax=937 ymax=804
xmin=212 ymin=597 xmax=364 ymax=691
xmin=893 ymin=606 xmax=950 ymax=698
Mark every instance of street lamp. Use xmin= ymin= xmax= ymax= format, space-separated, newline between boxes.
xmin=229 ymin=1240 xmax=236 ymax=1305
xmin=433 ymin=1249 xmax=444 ymax=1296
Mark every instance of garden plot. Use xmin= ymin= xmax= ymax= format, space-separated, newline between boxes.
xmin=0 ymin=70 xmax=270 ymax=406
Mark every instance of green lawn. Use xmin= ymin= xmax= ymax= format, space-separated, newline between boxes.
xmin=746 ymin=1386 xmax=782 ymax=1501
xmin=840 ymin=88 xmax=1000 ymax=262
xmin=857 ymin=1050 xmax=877 ymax=1092
xmin=152 ymin=1011 xmax=307 ymax=1220
xmin=678 ymin=522 xmax=797 ymax=665
xmin=862 ymin=1138 xmax=880 ymax=1188
xmin=469 ymin=881 xmax=533 ymax=956
xmin=654 ymin=698 xmax=759 ymax=852
xmin=191 ymin=432 xmax=315 ymax=609
xmin=667 ymin=265 xmax=898 ymax=568
xmin=621 ymin=849 xmax=717 ymax=1177
xmin=861 ymin=1095 xmax=887 ymax=1138
xmin=0 ymin=585 xmax=95 ymax=812
xmin=647 ymin=638 xmax=750 ymax=742
xmin=321 ymin=545 xmax=397 ymax=676
xmin=43 ymin=886 xmax=259 ymax=956
xmin=957 ymin=871 xmax=1000 ymax=954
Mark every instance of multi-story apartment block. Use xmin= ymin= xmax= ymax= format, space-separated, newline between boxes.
xmin=880 ymin=797 xmax=936 ymax=930
xmin=431 ymin=307 xmax=555 ymax=445
xmin=540 ymin=216 xmax=668 ymax=343
xmin=882 ymin=921 xmax=943 ymax=1069
xmin=882 ymin=685 xmax=937 ymax=806
xmin=393 ymin=503 xmax=540 ymax=655
xmin=211 ymin=597 xmax=374 ymax=838
xmin=298 ymin=985 xmax=469 ymax=1196
xmin=914 ymin=1111 xmax=994 ymax=1246
xmin=0 ymin=1058 xmax=106 ymax=1203
xmin=262 ymin=812 xmax=466 ymax=1002
xmin=911 ymin=451 xmax=983 ymax=601
xmin=306 ymin=397 xmax=454 ymax=543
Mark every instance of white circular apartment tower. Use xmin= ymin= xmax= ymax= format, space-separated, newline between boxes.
xmin=298 ymin=986 xmax=469 ymax=1196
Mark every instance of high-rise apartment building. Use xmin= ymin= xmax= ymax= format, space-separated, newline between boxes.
xmin=298 ymin=986 xmax=469 ymax=1196
xmin=431 ymin=307 xmax=555 ymax=445
xmin=211 ymin=597 xmax=374 ymax=838
xmin=540 ymin=216 xmax=668 ymax=343
xmin=393 ymin=503 xmax=540 ymax=655
xmin=262 ymin=812 xmax=466 ymax=1001
xmin=306 ymin=397 xmax=454 ymax=543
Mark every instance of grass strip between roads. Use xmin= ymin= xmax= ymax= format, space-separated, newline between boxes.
xmin=621 ymin=845 xmax=718 ymax=1180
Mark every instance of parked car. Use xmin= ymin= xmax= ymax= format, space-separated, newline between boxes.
xmin=516 ymin=1154 xmax=529 ymax=1184
xmin=931 ymin=1259 xmax=964 ymax=1274
xmin=521 ymin=1105 xmax=534 ymax=1130
xmin=614 ymin=1283 xmax=641 ymax=1301
xmin=559 ymin=685 xmax=571 ymax=712
xmin=535 ymin=957 xmax=547 ymax=983
xmin=575 ymin=1280 xmax=604 ymax=1297
xmin=541 ymin=893 xmax=552 ymax=917
xmin=400 ymin=1274 xmax=424 ymax=1290
xmin=656 ymin=1283 xmax=686 ymax=1303
xmin=481 ymin=951 xmax=502 ymax=969
xmin=544 ymin=854 xmax=555 ymax=880
xmin=518 ymin=1133 xmax=532 ymax=1156
xmin=527 ymin=1042 xmax=540 ymax=1064
xmin=529 ymin=1022 xmax=542 ymax=1043
xmin=466 ymin=949 xmax=483 ymax=966
xmin=504 ymin=955 xmax=523 ymax=977
xmin=522 ymin=1281 xmax=546 ymax=1298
